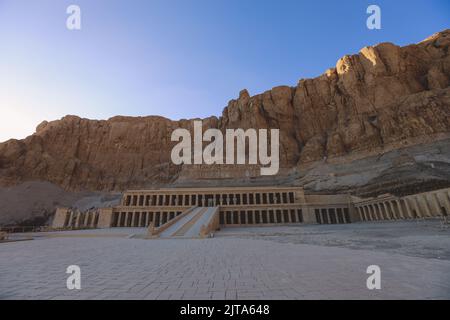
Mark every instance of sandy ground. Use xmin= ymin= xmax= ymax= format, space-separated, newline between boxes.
xmin=1 ymin=221 xmax=449 ymax=300
xmin=217 ymin=220 xmax=450 ymax=260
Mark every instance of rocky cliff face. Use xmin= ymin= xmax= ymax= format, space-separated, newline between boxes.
xmin=1 ymin=30 xmax=449 ymax=193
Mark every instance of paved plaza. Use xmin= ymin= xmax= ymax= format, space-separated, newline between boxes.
xmin=1 ymin=221 xmax=449 ymax=300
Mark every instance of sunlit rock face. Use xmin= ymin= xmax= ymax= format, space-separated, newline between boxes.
xmin=0 ymin=30 xmax=449 ymax=192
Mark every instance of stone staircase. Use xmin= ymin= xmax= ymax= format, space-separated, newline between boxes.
xmin=157 ymin=207 xmax=219 ymax=239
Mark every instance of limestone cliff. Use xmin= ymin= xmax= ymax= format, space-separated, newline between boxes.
xmin=0 ymin=30 xmax=449 ymax=193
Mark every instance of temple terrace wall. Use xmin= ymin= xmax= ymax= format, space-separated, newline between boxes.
xmin=52 ymin=186 xmax=450 ymax=230
xmin=353 ymin=187 xmax=450 ymax=221
xmin=52 ymin=187 xmax=355 ymax=229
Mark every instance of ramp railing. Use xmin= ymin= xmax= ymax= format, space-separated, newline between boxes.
xmin=199 ymin=207 xmax=220 ymax=238
xmin=147 ymin=206 xmax=198 ymax=238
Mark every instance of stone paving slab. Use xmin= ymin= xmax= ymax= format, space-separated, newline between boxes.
xmin=1 ymin=226 xmax=449 ymax=300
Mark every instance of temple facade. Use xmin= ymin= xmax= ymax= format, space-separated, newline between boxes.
xmin=52 ymin=186 xmax=354 ymax=229
xmin=52 ymin=186 xmax=450 ymax=230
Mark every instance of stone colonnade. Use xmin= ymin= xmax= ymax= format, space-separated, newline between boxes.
xmin=122 ymin=189 xmax=300 ymax=208
xmin=52 ymin=187 xmax=355 ymax=229
xmin=53 ymin=208 xmax=100 ymax=229
xmin=355 ymin=188 xmax=450 ymax=221
xmin=112 ymin=210 xmax=183 ymax=228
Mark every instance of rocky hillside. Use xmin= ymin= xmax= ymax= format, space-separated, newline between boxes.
xmin=0 ymin=30 xmax=449 ymax=194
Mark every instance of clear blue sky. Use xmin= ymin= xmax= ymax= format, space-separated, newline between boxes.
xmin=0 ymin=0 xmax=449 ymax=142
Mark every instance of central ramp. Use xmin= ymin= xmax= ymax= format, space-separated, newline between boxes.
xmin=159 ymin=207 xmax=218 ymax=238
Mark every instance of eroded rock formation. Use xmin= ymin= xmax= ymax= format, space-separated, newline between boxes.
xmin=0 ymin=30 xmax=449 ymax=192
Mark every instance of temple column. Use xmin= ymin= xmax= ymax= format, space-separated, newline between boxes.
xmin=374 ymin=204 xmax=380 ymax=220
xmin=371 ymin=205 xmax=377 ymax=220
xmin=378 ymin=204 xmax=385 ymax=220
xmin=84 ymin=212 xmax=89 ymax=227
xmin=117 ymin=212 xmax=122 ymax=227
xmin=129 ymin=212 xmax=134 ymax=226
xmin=139 ymin=213 xmax=143 ymax=227
xmin=391 ymin=201 xmax=399 ymax=219
xmin=403 ymin=199 xmax=413 ymax=219
xmin=362 ymin=206 xmax=368 ymax=221
xmin=89 ymin=212 xmax=95 ymax=227
xmin=75 ymin=211 xmax=81 ymax=228
xmin=411 ymin=197 xmax=422 ymax=218
xmin=448 ymin=190 xmax=450 ymax=207
xmin=122 ymin=212 xmax=127 ymax=227
xmin=368 ymin=205 xmax=375 ymax=220
xmin=381 ymin=202 xmax=388 ymax=220
xmin=117 ymin=213 xmax=121 ymax=227
xmin=291 ymin=210 xmax=297 ymax=223
xmin=374 ymin=204 xmax=382 ymax=220
xmin=124 ymin=212 xmax=129 ymax=227
xmin=440 ymin=191 xmax=450 ymax=214
xmin=383 ymin=202 xmax=392 ymax=220
xmin=118 ymin=212 xmax=122 ymax=227
xmin=364 ymin=206 xmax=370 ymax=221
xmin=420 ymin=195 xmax=432 ymax=217
xmin=394 ymin=200 xmax=405 ymax=219
xmin=367 ymin=206 xmax=373 ymax=220
xmin=431 ymin=193 xmax=442 ymax=217
xmin=383 ymin=201 xmax=396 ymax=220
xmin=68 ymin=211 xmax=74 ymax=228
xmin=369 ymin=205 xmax=375 ymax=220
xmin=325 ymin=209 xmax=331 ymax=223
xmin=73 ymin=211 xmax=80 ymax=228
xmin=379 ymin=202 xmax=388 ymax=220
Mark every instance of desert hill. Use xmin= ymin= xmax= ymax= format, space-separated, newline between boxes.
xmin=1 ymin=30 xmax=449 ymax=225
